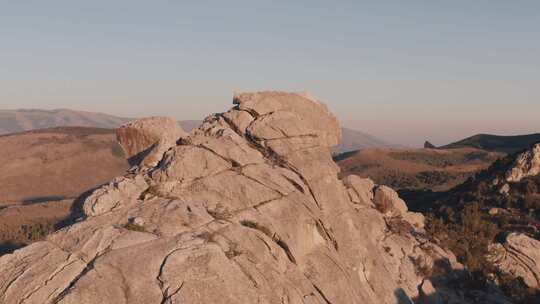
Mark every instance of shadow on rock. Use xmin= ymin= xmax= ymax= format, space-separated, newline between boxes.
xmin=54 ymin=186 xmax=100 ymax=230
xmin=0 ymin=241 xmax=25 ymax=256
xmin=22 ymin=195 xmax=66 ymax=205
xmin=393 ymin=257 xmax=540 ymax=304
xmin=127 ymin=141 xmax=158 ymax=167
xmin=394 ymin=288 xmax=414 ymax=304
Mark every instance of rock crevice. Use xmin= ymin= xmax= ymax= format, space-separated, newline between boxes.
xmin=0 ymin=91 xmax=506 ymax=304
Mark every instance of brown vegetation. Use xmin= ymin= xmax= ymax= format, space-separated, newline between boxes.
xmin=0 ymin=127 xmax=128 ymax=254
xmin=416 ymin=150 xmax=540 ymax=303
xmin=336 ymin=147 xmax=501 ymax=191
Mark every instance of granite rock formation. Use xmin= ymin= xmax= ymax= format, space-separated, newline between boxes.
xmin=489 ymin=233 xmax=540 ymax=289
xmin=505 ymin=143 xmax=540 ymax=183
xmin=116 ymin=117 xmax=187 ymax=167
xmin=0 ymin=92 xmax=509 ymax=304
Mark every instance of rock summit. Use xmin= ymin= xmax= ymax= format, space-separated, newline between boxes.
xmin=0 ymin=92 xmax=506 ymax=304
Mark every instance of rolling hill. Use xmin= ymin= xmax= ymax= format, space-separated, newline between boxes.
xmin=0 ymin=109 xmax=131 ymax=135
xmin=334 ymin=127 xmax=395 ymax=153
xmin=0 ymin=127 xmax=129 ymax=253
xmin=178 ymin=120 xmax=203 ymax=132
xmin=439 ymin=133 xmax=540 ymax=154
xmin=336 ymin=147 xmax=502 ymax=191
xmin=0 ymin=127 xmax=129 ymax=202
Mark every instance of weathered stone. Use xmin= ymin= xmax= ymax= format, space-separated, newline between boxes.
xmin=343 ymin=175 xmax=375 ymax=207
xmin=505 ymin=143 xmax=540 ymax=182
xmin=222 ymin=109 xmax=255 ymax=134
xmin=235 ymin=91 xmax=341 ymax=148
xmin=373 ymin=185 xmax=408 ymax=217
xmin=0 ymin=91 xmax=506 ymax=304
xmin=488 ymin=233 xmax=540 ymax=289
xmin=117 ymin=117 xmax=187 ymax=167
xmin=402 ymin=212 xmax=426 ymax=231
xmin=83 ymin=175 xmax=148 ymax=216
xmin=151 ymin=145 xmax=232 ymax=183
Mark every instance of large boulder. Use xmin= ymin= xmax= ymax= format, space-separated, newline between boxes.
xmin=343 ymin=175 xmax=375 ymax=207
xmin=0 ymin=92 xmax=509 ymax=304
xmin=83 ymin=175 xmax=149 ymax=216
xmin=505 ymin=143 xmax=540 ymax=182
xmin=234 ymin=91 xmax=342 ymax=149
xmin=372 ymin=185 xmax=425 ymax=230
xmin=116 ymin=117 xmax=187 ymax=167
xmin=373 ymin=185 xmax=409 ymax=216
xmin=488 ymin=233 xmax=540 ymax=289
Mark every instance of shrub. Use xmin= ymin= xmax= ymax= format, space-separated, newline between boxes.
xmin=427 ymin=202 xmax=499 ymax=272
xmin=123 ymin=222 xmax=146 ymax=232
xmin=111 ymin=143 xmax=126 ymax=158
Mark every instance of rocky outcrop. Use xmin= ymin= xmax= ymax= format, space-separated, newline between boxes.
xmin=116 ymin=117 xmax=187 ymax=167
xmin=83 ymin=175 xmax=149 ymax=216
xmin=372 ymin=185 xmax=425 ymax=231
xmin=343 ymin=175 xmax=375 ymax=207
xmin=374 ymin=185 xmax=409 ymax=216
xmin=0 ymin=92 xmax=508 ymax=304
xmin=505 ymin=143 xmax=540 ymax=182
xmin=424 ymin=141 xmax=436 ymax=149
xmin=489 ymin=233 xmax=540 ymax=289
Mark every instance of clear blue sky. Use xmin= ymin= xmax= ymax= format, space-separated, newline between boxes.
xmin=1 ymin=1 xmax=539 ymax=146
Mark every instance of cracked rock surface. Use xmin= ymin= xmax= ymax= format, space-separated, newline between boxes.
xmin=505 ymin=143 xmax=540 ymax=182
xmin=116 ymin=117 xmax=187 ymax=167
xmin=0 ymin=92 xmax=506 ymax=304
xmin=489 ymin=233 xmax=540 ymax=289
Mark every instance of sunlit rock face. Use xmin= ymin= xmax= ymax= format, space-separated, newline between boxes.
xmin=0 ymin=92 xmax=510 ymax=304
xmin=505 ymin=143 xmax=540 ymax=182
xmin=116 ymin=117 xmax=187 ymax=167
xmin=489 ymin=233 xmax=540 ymax=289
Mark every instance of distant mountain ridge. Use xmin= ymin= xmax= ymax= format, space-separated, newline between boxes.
xmin=334 ymin=127 xmax=395 ymax=153
xmin=0 ymin=109 xmax=131 ymax=135
xmin=0 ymin=109 xmax=394 ymax=153
xmin=438 ymin=133 xmax=540 ymax=154
xmin=178 ymin=120 xmax=203 ymax=133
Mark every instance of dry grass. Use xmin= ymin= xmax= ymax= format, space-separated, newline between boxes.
xmin=0 ymin=127 xmax=129 ymax=255
xmin=336 ymin=147 xmax=501 ymax=191
xmin=0 ymin=127 xmax=128 ymax=202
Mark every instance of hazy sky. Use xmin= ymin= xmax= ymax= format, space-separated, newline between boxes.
xmin=1 ymin=1 xmax=539 ymax=146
